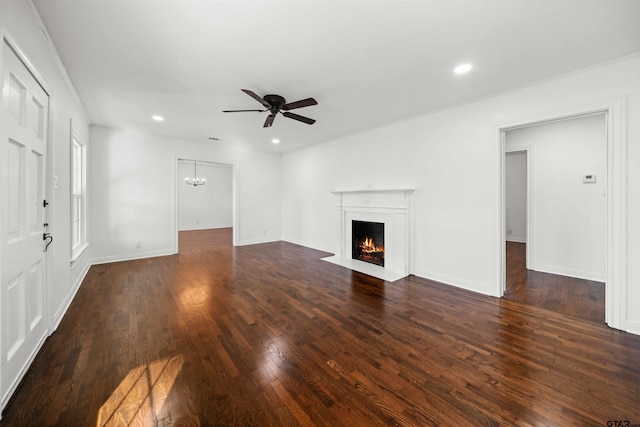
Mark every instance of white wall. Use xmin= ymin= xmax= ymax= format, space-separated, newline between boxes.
xmin=281 ymin=55 xmax=640 ymax=333
xmin=505 ymin=151 xmax=527 ymax=243
xmin=506 ymin=114 xmax=606 ymax=281
xmin=178 ymin=160 xmax=233 ymax=231
xmin=89 ymin=127 xmax=281 ymax=263
xmin=0 ymin=1 xmax=91 ymax=328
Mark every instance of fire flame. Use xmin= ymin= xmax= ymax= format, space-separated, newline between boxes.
xmin=360 ymin=236 xmax=383 ymax=253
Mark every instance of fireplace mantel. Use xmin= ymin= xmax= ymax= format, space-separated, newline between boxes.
xmin=323 ymin=188 xmax=415 ymax=282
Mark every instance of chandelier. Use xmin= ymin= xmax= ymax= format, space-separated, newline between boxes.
xmin=185 ymin=161 xmax=206 ymax=186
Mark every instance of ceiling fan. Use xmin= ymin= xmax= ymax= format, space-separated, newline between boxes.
xmin=223 ymin=89 xmax=317 ymax=128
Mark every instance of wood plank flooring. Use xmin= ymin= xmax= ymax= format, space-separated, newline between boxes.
xmin=504 ymin=241 xmax=605 ymax=323
xmin=1 ymin=228 xmax=639 ymax=426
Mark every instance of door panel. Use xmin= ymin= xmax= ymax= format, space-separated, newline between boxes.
xmin=27 ymin=260 xmax=44 ymax=331
xmin=29 ymin=150 xmax=43 ymax=232
xmin=1 ymin=41 xmax=49 ymax=403
xmin=6 ymin=139 xmax=24 ymax=240
xmin=5 ymin=273 xmax=25 ymax=361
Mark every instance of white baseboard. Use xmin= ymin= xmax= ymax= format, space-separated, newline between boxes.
xmin=91 ymin=249 xmax=175 ymax=265
xmin=506 ymin=236 xmax=526 ymax=243
xmin=412 ymin=268 xmax=495 ymax=297
xmin=532 ymin=263 xmax=605 ymax=282
xmin=236 ymin=236 xmax=281 ymax=246
xmin=625 ymin=320 xmax=640 ymax=336
xmin=282 ymin=237 xmax=333 ymax=254
xmin=178 ymin=225 xmax=232 ymax=231
xmin=52 ymin=259 xmax=91 ymax=331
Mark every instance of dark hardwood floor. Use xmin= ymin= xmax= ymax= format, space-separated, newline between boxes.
xmin=504 ymin=241 xmax=605 ymax=323
xmin=1 ymin=229 xmax=638 ymax=426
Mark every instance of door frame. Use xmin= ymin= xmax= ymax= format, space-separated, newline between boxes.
xmin=172 ymin=155 xmax=238 ymax=253
xmin=0 ymin=31 xmax=53 ymax=412
xmin=496 ymin=98 xmax=627 ymax=330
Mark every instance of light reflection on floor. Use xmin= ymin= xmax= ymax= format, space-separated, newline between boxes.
xmin=97 ymin=355 xmax=184 ymax=426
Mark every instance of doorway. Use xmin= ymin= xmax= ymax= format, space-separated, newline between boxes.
xmin=500 ymin=111 xmax=611 ymax=323
xmin=496 ymin=100 xmax=626 ymax=329
xmin=175 ymin=159 xmax=235 ymax=254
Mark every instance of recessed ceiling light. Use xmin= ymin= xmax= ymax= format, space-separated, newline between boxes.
xmin=271 ymin=138 xmax=280 ymax=144
xmin=152 ymin=115 xmax=164 ymax=122
xmin=454 ymin=63 xmax=473 ymax=74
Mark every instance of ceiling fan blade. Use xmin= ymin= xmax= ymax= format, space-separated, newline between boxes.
xmin=282 ymin=111 xmax=315 ymax=125
xmin=282 ymin=97 xmax=317 ymax=111
xmin=242 ymin=89 xmax=271 ymax=108
xmin=263 ymin=114 xmax=276 ymax=128
xmin=222 ymin=109 xmax=266 ymax=113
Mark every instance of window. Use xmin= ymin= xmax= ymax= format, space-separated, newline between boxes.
xmin=71 ymin=129 xmax=87 ymax=261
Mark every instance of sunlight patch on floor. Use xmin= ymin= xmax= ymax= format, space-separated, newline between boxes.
xmin=97 ymin=355 xmax=184 ymax=426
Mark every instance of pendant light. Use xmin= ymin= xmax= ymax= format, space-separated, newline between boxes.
xmin=185 ymin=161 xmax=206 ymax=186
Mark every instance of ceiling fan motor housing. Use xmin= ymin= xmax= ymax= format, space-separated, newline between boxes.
xmin=263 ymin=94 xmax=286 ymax=113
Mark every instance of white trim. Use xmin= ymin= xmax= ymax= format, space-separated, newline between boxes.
xmin=70 ymin=126 xmax=87 ymax=262
xmin=178 ymin=225 xmax=232 ymax=232
xmin=91 ymin=249 xmax=175 ymax=265
xmin=282 ymin=237 xmax=333 ymax=254
xmin=70 ymin=242 xmax=89 ymax=265
xmin=235 ymin=237 xmax=281 ymax=246
xmin=533 ymin=264 xmax=605 ymax=283
xmin=413 ymin=268 xmax=494 ymax=296
xmin=506 ymin=237 xmax=526 ymax=244
xmin=1 ymin=32 xmax=51 ymax=95
xmin=495 ymin=98 xmax=628 ymax=332
xmin=626 ymin=320 xmax=640 ymax=336
xmin=52 ymin=258 xmax=90 ymax=330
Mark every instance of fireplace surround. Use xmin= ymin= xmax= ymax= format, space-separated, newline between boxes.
xmin=322 ymin=189 xmax=415 ymax=281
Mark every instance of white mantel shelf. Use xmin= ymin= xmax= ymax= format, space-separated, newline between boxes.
xmin=322 ymin=189 xmax=415 ymax=282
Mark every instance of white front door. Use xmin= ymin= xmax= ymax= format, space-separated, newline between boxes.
xmin=0 ymin=40 xmax=49 ymax=404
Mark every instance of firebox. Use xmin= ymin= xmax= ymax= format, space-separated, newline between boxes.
xmin=352 ymin=220 xmax=385 ymax=267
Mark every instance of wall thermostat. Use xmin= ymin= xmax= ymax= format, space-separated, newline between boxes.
xmin=583 ymin=174 xmax=596 ymax=184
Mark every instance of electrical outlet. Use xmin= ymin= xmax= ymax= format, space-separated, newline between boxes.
xmin=135 ymin=241 xmax=141 ymax=249
xmin=507 ymin=229 xmax=512 ymax=235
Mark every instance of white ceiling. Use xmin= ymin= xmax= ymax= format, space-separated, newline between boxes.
xmin=33 ymin=0 xmax=640 ymax=153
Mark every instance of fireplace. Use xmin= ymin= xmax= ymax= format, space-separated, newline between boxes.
xmin=352 ymin=220 xmax=384 ymax=266
xmin=322 ymin=188 xmax=415 ymax=282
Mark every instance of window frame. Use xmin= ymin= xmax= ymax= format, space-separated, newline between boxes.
xmin=70 ymin=128 xmax=88 ymax=262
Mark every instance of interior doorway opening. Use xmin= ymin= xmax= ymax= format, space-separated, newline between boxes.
xmin=500 ymin=110 xmax=611 ymax=324
xmin=175 ymin=158 xmax=236 ymax=254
